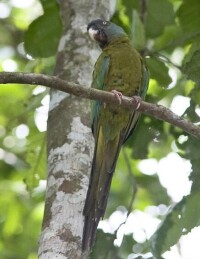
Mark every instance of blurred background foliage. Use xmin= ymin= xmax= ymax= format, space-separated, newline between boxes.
xmin=0 ymin=0 xmax=200 ymax=258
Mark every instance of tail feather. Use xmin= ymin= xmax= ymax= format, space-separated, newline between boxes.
xmin=82 ymin=214 xmax=99 ymax=251
xmin=82 ymin=127 xmax=122 ymax=251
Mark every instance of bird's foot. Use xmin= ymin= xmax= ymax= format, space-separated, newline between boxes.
xmin=132 ymin=96 xmax=142 ymax=110
xmin=111 ymin=90 xmax=123 ymax=104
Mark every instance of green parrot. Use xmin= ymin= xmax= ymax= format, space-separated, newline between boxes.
xmin=82 ymin=19 xmax=149 ymax=251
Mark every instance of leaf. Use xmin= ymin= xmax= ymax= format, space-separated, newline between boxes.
xmin=189 ymin=159 xmax=200 ymax=192
xmin=128 ymin=114 xmax=164 ymax=160
xmin=119 ymin=234 xmax=136 ymax=258
xmin=126 ymin=115 xmax=152 ymax=159
xmin=136 ymin=174 xmax=170 ymax=206
xmin=183 ymin=50 xmax=200 ymax=84
xmin=177 ymin=0 xmax=200 ymax=34
xmin=176 ymin=137 xmax=200 ymax=192
xmin=40 ymin=0 xmax=58 ymax=10
xmin=190 ymin=86 xmax=200 ymax=106
xmin=146 ymin=0 xmax=175 ymax=38
xmin=24 ymin=4 xmax=62 ymax=58
xmin=131 ymin=10 xmax=146 ymax=50
xmin=184 ymin=99 xmax=200 ymax=122
xmin=178 ymin=136 xmax=200 ymax=160
xmin=150 ymin=191 xmax=200 ymax=258
xmin=146 ymin=58 xmax=171 ymax=88
xmin=3 ymin=200 xmax=21 ymax=237
xmin=25 ymin=132 xmax=46 ymax=191
xmin=126 ymin=114 xmax=171 ymax=160
xmin=89 ymin=230 xmax=116 ymax=259
xmin=122 ymin=0 xmax=140 ymax=20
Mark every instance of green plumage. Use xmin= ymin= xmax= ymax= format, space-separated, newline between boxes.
xmin=82 ymin=19 xmax=149 ymax=251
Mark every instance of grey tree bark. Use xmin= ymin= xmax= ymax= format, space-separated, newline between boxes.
xmin=38 ymin=1 xmax=111 ymax=258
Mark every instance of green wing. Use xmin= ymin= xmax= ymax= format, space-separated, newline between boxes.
xmin=91 ymin=55 xmax=110 ymax=131
xmin=139 ymin=59 xmax=149 ymax=98
xmin=121 ymin=59 xmax=149 ymax=143
xmin=93 ymin=55 xmax=110 ymax=90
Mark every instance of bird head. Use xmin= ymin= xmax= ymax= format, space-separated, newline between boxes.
xmin=87 ymin=19 xmax=126 ymax=49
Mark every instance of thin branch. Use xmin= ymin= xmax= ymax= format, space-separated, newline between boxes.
xmin=0 ymin=71 xmax=200 ymax=139
xmin=122 ymin=148 xmax=137 ymax=218
xmin=140 ymin=0 xmax=147 ymax=24
xmin=150 ymin=52 xmax=182 ymax=70
xmin=114 ymin=148 xmax=137 ymax=236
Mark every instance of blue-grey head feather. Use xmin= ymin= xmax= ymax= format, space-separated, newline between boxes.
xmin=87 ymin=19 xmax=126 ymax=48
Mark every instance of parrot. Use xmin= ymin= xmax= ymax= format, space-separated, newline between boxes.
xmin=82 ymin=19 xmax=149 ymax=251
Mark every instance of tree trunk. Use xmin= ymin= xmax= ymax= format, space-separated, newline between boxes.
xmin=38 ymin=1 xmax=111 ymax=258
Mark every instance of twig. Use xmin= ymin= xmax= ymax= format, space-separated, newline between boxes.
xmin=0 ymin=71 xmax=200 ymax=139
xmin=122 ymin=148 xmax=137 ymax=217
xmin=140 ymin=0 xmax=147 ymax=23
xmin=149 ymin=52 xmax=182 ymax=70
xmin=114 ymin=148 xmax=137 ymax=236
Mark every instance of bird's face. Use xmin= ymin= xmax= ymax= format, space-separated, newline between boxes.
xmin=87 ymin=19 xmax=126 ymax=49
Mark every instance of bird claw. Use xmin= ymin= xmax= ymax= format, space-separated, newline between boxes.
xmin=111 ymin=90 xmax=123 ymax=104
xmin=132 ymin=96 xmax=141 ymax=110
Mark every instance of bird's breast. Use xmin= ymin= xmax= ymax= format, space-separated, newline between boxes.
xmin=105 ymin=44 xmax=142 ymax=96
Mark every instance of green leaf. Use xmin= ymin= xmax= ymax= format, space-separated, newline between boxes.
xmin=131 ymin=10 xmax=146 ymax=50
xmin=126 ymin=115 xmax=152 ymax=159
xmin=89 ymin=230 xmax=116 ymax=259
xmin=178 ymin=136 xmax=200 ymax=160
xmin=25 ymin=132 xmax=46 ymax=191
xmin=150 ymin=191 xmax=200 ymax=258
xmin=154 ymin=25 xmax=181 ymax=51
xmin=122 ymin=0 xmax=140 ymax=20
xmin=177 ymin=137 xmax=200 ymax=193
xmin=3 ymin=199 xmax=21 ymax=237
xmin=119 ymin=234 xmax=136 ymax=258
xmin=184 ymin=99 xmax=200 ymax=122
xmin=190 ymin=86 xmax=200 ymax=105
xmin=40 ymin=0 xmax=58 ymax=10
xmin=24 ymin=5 xmax=62 ymax=58
xmin=146 ymin=0 xmax=175 ymax=38
xmin=146 ymin=58 xmax=171 ymax=88
xmin=189 ymin=159 xmax=200 ymax=192
xmin=177 ymin=0 xmax=200 ymax=34
xmin=136 ymin=174 xmax=170 ymax=206
xmin=183 ymin=50 xmax=200 ymax=84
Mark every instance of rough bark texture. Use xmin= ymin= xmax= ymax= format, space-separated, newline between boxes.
xmin=38 ymin=1 xmax=110 ymax=259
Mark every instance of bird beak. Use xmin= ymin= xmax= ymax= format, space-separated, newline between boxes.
xmin=88 ymin=27 xmax=99 ymax=40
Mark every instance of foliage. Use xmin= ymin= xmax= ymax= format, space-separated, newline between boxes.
xmin=0 ymin=1 xmax=50 ymax=258
xmin=24 ymin=0 xmax=62 ymax=58
xmin=151 ymin=191 xmax=200 ymax=257
xmin=0 ymin=0 xmax=200 ymax=258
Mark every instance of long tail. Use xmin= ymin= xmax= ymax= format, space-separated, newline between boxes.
xmin=82 ymin=128 xmax=122 ymax=251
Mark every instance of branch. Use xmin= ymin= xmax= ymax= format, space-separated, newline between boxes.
xmin=0 ymin=71 xmax=200 ymax=139
xmin=140 ymin=0 xmax=147 ymax=24
xmin=114 ymin=148 xmax=137 ymax=236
